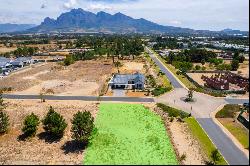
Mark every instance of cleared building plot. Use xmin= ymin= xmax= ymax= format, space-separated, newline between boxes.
xmin=0 ymin=60 xmax=113 ymax=96
xmin=84 ymin=103 xmax=178 ymax=165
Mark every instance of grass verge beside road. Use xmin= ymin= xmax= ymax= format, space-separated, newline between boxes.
xmin=216 ymin=104 xmax=249 ymax=149
xmin=184 ymin=117 xmax=227 ymax=165
xmin=152 ymin=50 xmax=196 ymax=89
xmin=84 ymin=103 xmax=178 ymax=165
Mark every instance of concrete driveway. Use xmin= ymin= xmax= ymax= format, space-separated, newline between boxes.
xmin=112 ymin=89 xmax=126 ymax=97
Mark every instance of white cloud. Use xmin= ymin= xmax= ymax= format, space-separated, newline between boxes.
xmin=87 ymin=3 xmax=113 ymax=11
xmin=63 ymin=0 xmax=78 ymax=10
xmin=169 ymin=20 xmax=182 ymax=25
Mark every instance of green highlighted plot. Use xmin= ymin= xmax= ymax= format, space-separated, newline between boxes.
xmin=84 ymin=103 xmax=178 ymax=165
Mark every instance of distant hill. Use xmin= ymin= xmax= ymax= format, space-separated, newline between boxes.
xmin=220 ymin=28 xmax=249 ymax=36
xmin=5 ymin=9 xmax=249 ymax=36
xmin=0 ymin=24 xmax=36 ymax=33
xmin=27 ymin=8 xmax=196 ymax=34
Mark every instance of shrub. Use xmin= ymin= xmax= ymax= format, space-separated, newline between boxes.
xmin=157 ymin=103 xmax=189 ymax=119
xmin=231 ymin=59 xmax=239 ymax=71
xmin=215 ymin=104 xmax=241 ymax=118
xmin=195 ymin=65 xmax=201 ymax=70
xmin=42 ymin=106 xmax=67 ymax=138
xmin=22 ymin=113 xmax=40 ymax=137
xmin=64 ymin=55 xmax=75 ymax=66
xmin=169 ymin=117 xmax=174 ymax=122
xmin=152 ymin=86 xmax=171 ymax=96
xmin=71 ymin=111 xmax=94 ymax=144
xmin=180 ymin=153 xmax=187 ymax=162
xmin=0 ymin=111 xmax=9 ymax=134
xmin=211 ymin=149 xmax=221 ymax=164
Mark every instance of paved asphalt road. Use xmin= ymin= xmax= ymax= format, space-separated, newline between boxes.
xmin=145 ymin=47 xmax=184 ymax=88
xmin=2 ymin=94 xmax=155 ymax=103
xmin=198 ymin=118 xmax=249 ymax=165
xmin=146 ymin=47 xmax=249 ymax=165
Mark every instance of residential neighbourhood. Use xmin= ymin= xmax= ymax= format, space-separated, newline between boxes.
xmin=0 ymin=0 xmax=249 ymax=165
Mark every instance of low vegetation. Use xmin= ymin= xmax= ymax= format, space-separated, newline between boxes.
xmin=42 ymin=106 xmax=68 ymax=138
xmin=216 ymin=104 xmax=249 ymax=149
xmin=145 ymin=53 xmax=173 ymax=96
xmin=84 ymin=103 xmax=178 ymax=165
xmin=0 ymin=111 xmax=9 ymax=134
xmin=22 ymin=113 xmax=40 ymax=138
xmin=184 ymin=117 xmax=227 ymax=165
xmin=156 ymin=103 xmax=190 ymax=119
xmin=71 ymin=111 xmax=94 ymax=144
xmin=0 ymin=92 xmax=9 ymax=134
xmin=215 ymin=104 xmax=241 ymax=118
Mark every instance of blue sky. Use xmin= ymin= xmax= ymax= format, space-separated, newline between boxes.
xmin=0 ymin=0 xmax=249 ymax=31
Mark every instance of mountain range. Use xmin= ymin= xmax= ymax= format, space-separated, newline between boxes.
xmin=1 ymin=9 xmax=249 ymax=35
xmin=0 ymin=23 xmax=36 ymax=33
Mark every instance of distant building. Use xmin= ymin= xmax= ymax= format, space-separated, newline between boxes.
xmin=109 ymin=72 xmax=145 ymax=90
xmin=11 ymin=57 xmax=33 ymax=68
xmin=0 ymin=57 xmax=12 ymax=75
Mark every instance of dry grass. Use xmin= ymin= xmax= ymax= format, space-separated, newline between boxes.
xmin=0 ymin=60 xmax=113 ymax=96
xmin=0 ymin=99 xmax=99 ymax=165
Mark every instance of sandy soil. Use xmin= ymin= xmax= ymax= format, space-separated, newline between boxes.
xmin=238 ymin=61 xmax=249 ymax=78
xmin=0 ymin=60 xmax=113 ymax=96
xmin=119 ymin=61 xmax=145 ymax=74
xmin=168 ymin=121 xmax=205 ymax=165
xmin=0 ymin=47 xmax=17 ymax=53
xmin=187 ymin=73 xmax=214 ymax=86
xmin=152 ymin=106 xmax=204 ymax=165
xmin=0 ymin=99 xmax=99 ymax=165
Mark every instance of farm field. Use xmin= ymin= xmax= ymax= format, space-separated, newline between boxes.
xmin=83 ymin=103 xmax=178 ymax=165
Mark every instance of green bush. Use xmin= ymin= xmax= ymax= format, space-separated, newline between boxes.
xmin=211 ymin=149 xmax=221 ymax=164
xmin=0 ymin=111 xmax=9 ymax=134
xmin=215 ymin=104 xmax=241 ymax=118
xmin=152 ymin=87 xmax=171 ymax=96
xmin=157 ymin=103 xmax=190 ymax=119
xmin=146 ymin=75 xmax=157 ymax=87
xmin=64 ymin=55 xmax=75 ymax=66
xmin=71 ymin=111 xmax=94 ymax=144
xmin=195 ymin=65 xmax=201 ymax=70
xmin=42 ymin=106 xmax=67 ymax=138
xmin=22 ymin=113 xmax=40 ymax=137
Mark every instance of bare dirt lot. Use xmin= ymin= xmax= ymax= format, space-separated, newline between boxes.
xmin=0 ymin=99 xmax=99 ymax=165
xmin=0 ymin=60 xmax=113 ymax=96
xmin=0 ymin=46 xmax=17 ymax=53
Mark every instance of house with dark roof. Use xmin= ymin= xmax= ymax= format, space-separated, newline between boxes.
xmin=0 ymin=57 xmax=12 ymax=75
xmin=109 ymin=72 xmax=145 ymax=90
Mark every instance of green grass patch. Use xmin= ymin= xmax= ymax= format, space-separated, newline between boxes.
xmin=157 ymin=103 xmax=190 ymax=119
xmin=219 ymin=119 xmax=249 ymax=149
xmin=84 ymin=103 xmax=178 ymax=165
xmin=215 ymin=104 xmax=241 ymax=118
xmin=184 ymin=117 xmax=227 ymax=165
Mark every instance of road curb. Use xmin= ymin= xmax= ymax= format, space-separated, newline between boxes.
xmin=210 ymin=104 xmax=249 ymax=159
